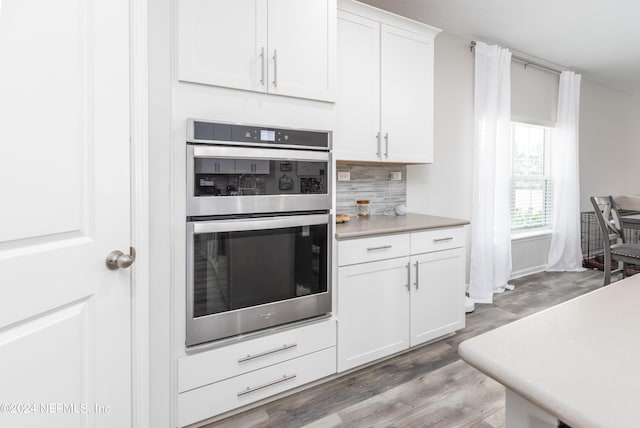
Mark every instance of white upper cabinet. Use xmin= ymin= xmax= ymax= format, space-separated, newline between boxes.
xmin=335 ymin=11 xmax=381 ymax=162
xmin=380 ymin=24 xmax=435 ymax=163
xmin=335 ymin=0 xmax=440 ymax=163
xmin=267 ymin=0 xmax=337 ymax=101
xmin=178 ymin=0 xmax=336 ymax=102
xmin=178 ymin=0 xmax=266 ymax=93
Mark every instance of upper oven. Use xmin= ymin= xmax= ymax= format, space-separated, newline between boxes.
xmin=186 ymin=119 xmax=331 ymax=217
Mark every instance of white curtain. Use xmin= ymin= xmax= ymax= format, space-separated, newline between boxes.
xmin=469 ymin=42 xmax=513 ymax=304
xmin=546 ymin=71 xmax=584 ymax=271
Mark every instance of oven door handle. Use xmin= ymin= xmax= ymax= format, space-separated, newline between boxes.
xmin=191 ymin=213 xmax=331 ymax=234
xmin=191 ymin=145 xmax=329 ymax=162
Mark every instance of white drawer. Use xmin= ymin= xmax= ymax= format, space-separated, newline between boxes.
xmin=410 ymin=227 xmax=465 ymax=254
xmin=338 ymin=233 xmax=410 ymax=266
xmin=179 ymin=319 xmax=336 ymax=393
xmin=178 ymin=347 xmax=336 ymax=427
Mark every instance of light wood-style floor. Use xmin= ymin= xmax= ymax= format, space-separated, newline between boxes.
xmin=204 ymin=270 xmax=605 ymax=428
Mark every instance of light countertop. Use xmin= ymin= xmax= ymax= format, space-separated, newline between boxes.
xmin=335 ymin=212 xmax=469 ymax=240
xmin=458 ymin=274 xmax=640 ymax=427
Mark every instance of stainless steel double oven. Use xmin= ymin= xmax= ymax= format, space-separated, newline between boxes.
xmin=186 ymin=119 xmax=332 ymax=347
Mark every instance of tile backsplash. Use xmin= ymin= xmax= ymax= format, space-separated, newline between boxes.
xmin=336 ymin=163 xmax=407 ymax=216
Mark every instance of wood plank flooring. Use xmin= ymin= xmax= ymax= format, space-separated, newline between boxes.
xmin=203 ymin=270 xmax=605 ymax=428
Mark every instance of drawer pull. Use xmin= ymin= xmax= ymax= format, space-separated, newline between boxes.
xmin=237 ymin=343 xmax=298 ymax=363
xmin=366 ymin=245 xmax=392 ymax=251
xmin=433 ymin=237 xmax=454 ymax=242
xmin=237 ymin=374 xmax=297 ymax=397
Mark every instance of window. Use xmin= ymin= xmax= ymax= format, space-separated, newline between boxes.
xmin=510 ymin=122 xmax=553 ymax=232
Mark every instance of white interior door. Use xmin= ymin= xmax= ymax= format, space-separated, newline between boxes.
xmin=0 ymin=1 xmax=132 ymax=427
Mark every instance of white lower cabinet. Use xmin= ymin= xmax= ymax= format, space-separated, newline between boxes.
xmin=337 ymin=227 xmax=466 ymax=372
xmin=179 ymin=348 xmax=336 ymax=427
xmin=177 ymin=225 xmax=466 ymax=424
xmin=178 ymin=319 xmax=336 ymax=427
xmin=337 ymin=257 xmax=411 ymax=372
xmin=410 ymin=247 xmax=465 ymax=346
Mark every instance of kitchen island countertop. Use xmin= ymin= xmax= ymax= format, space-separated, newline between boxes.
xmin=335 ymin=212 xmax=469 ymax=240
xmin=458 ymin=273 xmax=640 ymax=427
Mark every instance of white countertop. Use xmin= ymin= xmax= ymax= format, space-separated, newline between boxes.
xmin=335 ymin=213 xmax=469 ymax=240
xmin=458 ymin=274 xmax=640 ymax=427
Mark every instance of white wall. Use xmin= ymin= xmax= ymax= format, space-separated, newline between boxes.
xmin=579 ymin=80 xmax=640 ymax=211
xmin=407 ymin=32 xmax=474 ymax=279
xmin=407 ymin=32 xmax=473 ymax=221
xmin=148 ymin=0 xmax=173 ymax=426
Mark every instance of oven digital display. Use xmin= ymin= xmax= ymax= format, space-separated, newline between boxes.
xmin=260 ymin=130 xmax=275 ymax=142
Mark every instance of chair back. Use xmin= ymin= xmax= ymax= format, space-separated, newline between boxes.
xmin=590 ymin=196 xmax=626 ymax=247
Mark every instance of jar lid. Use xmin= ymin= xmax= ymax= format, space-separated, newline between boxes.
xmin=356 ymin=199 xmax=370 ymax=204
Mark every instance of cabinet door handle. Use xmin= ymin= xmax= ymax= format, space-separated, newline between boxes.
xmin=414 ymin=261 xmax=419 ymax=289
xmin=273 ymin=49 xmax=278 ymax=87
xmin=376 ymin=132 xmax=381 ymax=158
xmin=237 ymin=374 xmax=297 ymax=397
xmin=237 ymin=343 xmax=298 ymax=363
xmin=384 ymin=133 xmax=389 ymax=158
xmin=405 ymin=262 xmax=411 ymax=290
xmin=433 ymin=237 xmax=454 ymax=242
xmin=260 ymin=47 xmax=265 ymax=86
xmin=366 ymin=245 xmax=392 ymax=251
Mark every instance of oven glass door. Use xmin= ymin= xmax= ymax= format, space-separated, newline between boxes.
xmin=186 ymin=214 xmax=331 ymax=345
xmin=187 ymin=145 xmax=331 ymax=216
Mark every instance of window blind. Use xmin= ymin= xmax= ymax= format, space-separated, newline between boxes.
xmin=510 ymin=122 xmax=553 ymax=231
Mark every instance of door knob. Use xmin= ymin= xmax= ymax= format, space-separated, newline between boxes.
xmin=106 ymin=247 xmax=136 ymax=270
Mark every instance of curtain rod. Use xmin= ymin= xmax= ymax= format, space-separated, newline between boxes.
xmin=470 ymin=41 xmax=562 ymax=76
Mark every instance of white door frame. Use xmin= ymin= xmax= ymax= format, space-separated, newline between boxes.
xmin=131 ymin=0 xmax=150 ymax=426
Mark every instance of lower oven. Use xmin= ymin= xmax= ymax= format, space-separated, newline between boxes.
xmin=186 ymin=212 xmax=332 ymax=347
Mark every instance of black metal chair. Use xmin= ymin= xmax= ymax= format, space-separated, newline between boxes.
xmin=590 ymin=196 xmax=640 ymax=285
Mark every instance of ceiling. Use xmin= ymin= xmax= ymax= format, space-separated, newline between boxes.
xmin=358 ymin=0 xmax=640 ymax=94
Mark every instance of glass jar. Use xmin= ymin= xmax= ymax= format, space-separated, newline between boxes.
xmin=356 ymin=199 xmax=371 ymax=217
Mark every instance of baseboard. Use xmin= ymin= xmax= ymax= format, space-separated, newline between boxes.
xmin=510 ymin=264 xmax=547 ymax=280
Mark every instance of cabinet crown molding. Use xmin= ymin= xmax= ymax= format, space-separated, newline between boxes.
xmin=338 ymin=0 xmax=442 ymax=37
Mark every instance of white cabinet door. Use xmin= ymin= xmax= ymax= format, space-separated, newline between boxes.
xmin=195 ymin=158 xmax=236 ymax=174
xmin=380 ymin=24 xmax=434 ymax=163
xmin=252 ymin=160 xmax=270 ymax=174
xmin=234 ymin=159 xmax=270 ymax=174
xmin=337 ymin=258 xmax=410 ymax=372
xmin=178 ymin=0 xmax=268 ymax=93
xmin=178 ymin=0 xmax=335 ymax=102
xmin=267 ymin=0 xmax=336 ymax=101
xmin=410 ymin=248 xmax=466 ymax=347
xmin=335 ymin=10 xmax=380 ymax=162
xmin=217 ymin=159 xmax=237 ymax=174
xmin=0 ymin=0 xmax=132 ymax=427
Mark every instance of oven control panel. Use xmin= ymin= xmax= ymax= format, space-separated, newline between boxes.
xmin=189 ymin=120 xmax=330 ymax=150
